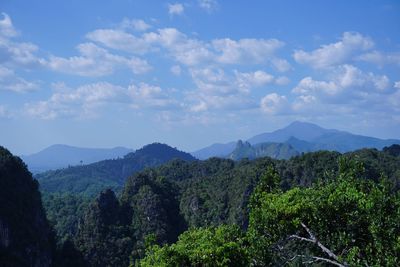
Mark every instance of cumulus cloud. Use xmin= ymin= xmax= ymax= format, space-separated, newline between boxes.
xmin=188 ymin=68 xmax=276 ymax=112
xmin=86 ymin=29 xmax=151 ymax=54
xmin=275 ymin=76 xmax=290 ymax=85
xmin=170 ymin=65 xmax=182 ymax=75
xmin=128 ymin=83 xmax=180 ymax=110
xmin=47 ymin=42 xmax=151 ymax=76
xmin=395 ymin=81 xmax=400 ymax=89
xmin=87 ymin=24 xmax=289 ymax=69
xmin=120 ymin=18 xmax=151 ymax=32
xmin=358 ymin=50 xmax=400 ymax=67
xmin=168 ymin=3 xmax=185 ymax=16
xmin=198 ymin=0 xmax=218 ymax=12
xmin=0 ymin=13 xmax=17 ymax=37
xmin=289 ymin=64 xmax=397 ymax=118
xmin=0 ymin=13 xmax=44 ymax=68
xmin=260 ymin=93 xmax=288 ymax=114
xmin=87 ymin=24 xmax=289 ymax=68
xmin=25 ymin=81 xmax=178 ymax=119
xmin=293 ymin=32 xmax=374 ymax=68
xmin=26 ymin=82 xmax=126 ymax=119
xmin=0 ymin=66 xmax=39 ymax=92
xmin=293 ymin=65 xmax=390 ymax=98
xmin=212 ymin=38 xmax=290 ymax=70
xmin=235 ymin=70 xmax=274 ymax=91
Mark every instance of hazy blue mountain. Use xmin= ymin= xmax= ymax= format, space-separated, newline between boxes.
xmin=21 ymin=144 xmax=133 ymax=174
xmin=192 ymin=142 xmax=236 ymax=160
xmin=228 ymin=140 xmax=299 ymax=161
xmin=35 ymin=143 xmax=196 ymax=196
xmin=311 ymin=132 xmax=400 ymax=152
xmin=247 ymin=121 xmax=339 ymax=144
xmin=193 ymin=121 xmax=400 ymax=159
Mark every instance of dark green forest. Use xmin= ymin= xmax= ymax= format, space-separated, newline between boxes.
xmin=1 ymin=144 xmax=400 ymax=266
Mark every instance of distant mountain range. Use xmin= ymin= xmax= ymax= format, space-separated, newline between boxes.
xmin=35 ymin=143 xmax=196 ymax=196
xmin=21 ymin=144 xmax=133 ymax=174
xmin=193 ymin=121 xmax=400 ymax=159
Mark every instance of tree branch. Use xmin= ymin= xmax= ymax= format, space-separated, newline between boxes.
xmin=288 ymin=222 xmax=348 ymax=267
xmin=306 ymin=256 xmax=347 ymax=267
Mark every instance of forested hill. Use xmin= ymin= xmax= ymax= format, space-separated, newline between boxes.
xmin=47 ymin=145 xmax=400 ymax=266
xmin=0 ymin=146 xmax=54 ymax=266
xmin=2 ymin=144 xmax=400 ymax=266
xmin=35 ymin=143 xmax=196 ymax=196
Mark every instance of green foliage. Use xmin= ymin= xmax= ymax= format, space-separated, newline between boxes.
xmin=383 ymin=144 xmax=400 ymax=157
xmin=33 ymin=146 xmax=400 ymax=266
xmin=0 ymin=146 xmax=54 ymax=267
xmin=42 ymin=192 xmax=91 ymax=243
xmin=139 ymin=225 xmax=249 ymax=267
xmin=247 ymin=157 xmax=400 ymax=266
xmin=75 ymin=189 xmax=133 ymax=267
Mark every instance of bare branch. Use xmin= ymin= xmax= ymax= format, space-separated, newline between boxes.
xmin=300 ymin=222 xmax=342 ymax=263
xmin=307 ymin=256 xmax=347 ymax=267
xmin=287 ymin=222 xmax=349 ymax=267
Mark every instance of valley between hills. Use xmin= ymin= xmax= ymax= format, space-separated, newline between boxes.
xmin=1 ymin=122 xmax=400 ymax=266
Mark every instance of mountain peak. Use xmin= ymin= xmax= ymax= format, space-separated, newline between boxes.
xmin=126 ymin=143 xmax=196 ymax=162
xmin=286 ymin=121 xmax=322 ymax=129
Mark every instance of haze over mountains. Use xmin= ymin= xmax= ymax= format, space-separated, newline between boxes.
xmin=193 ymin=121 xmax=400 ymax=159
xmin=35 ymin=143 xmax=195 ymax=196
xmin=21 ymin=145 xmax=133 ymax=174
xmin=22 ymin=121 xmax=400 ymax=174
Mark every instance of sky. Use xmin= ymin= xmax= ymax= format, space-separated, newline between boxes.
xmin=0 ymin=0 xmax=399 ymax=155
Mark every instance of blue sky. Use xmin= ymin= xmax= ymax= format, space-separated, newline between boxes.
xmin=0 ymin=0 xmax=399 ymax=155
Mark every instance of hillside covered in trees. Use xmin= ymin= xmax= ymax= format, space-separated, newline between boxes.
xmin=0 ymin=147 xmax=54 ymax=266
xmin=44 ymin=145 xmax=400 ymax=266
xmin=36 ymin=143 xmax=196 ymax=196
xmin=1 ymin=144 xmax=399 ymax=266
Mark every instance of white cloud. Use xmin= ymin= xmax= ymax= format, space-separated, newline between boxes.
xmin=260 ymin=93 xmax=288 ymax=114
xmin=292 ymin=77 xmax=338 ymax=95
xmin=190 ymin=101 xmax=207 ymax=112
xmin=190 ymin=67 xmax=234 ymax=96
xmin=26 ymin=82 xmax=125 ymax=119
xmin=198 ymin=0 xmax=218 ymax=12
xmin=0 ymin=13 xmax=44 ymax=68
xmin=0 ymin=13 xmax=17 ymax=38
xmin=189 ymin=68 xmax=275 ymax=112
xmin=47 ymin=42 xmax=151 ymax=76
xmin=145 ymin=28 xmax=213 ymax=66
xmin=358 ymin=50 xmax=400 ymax=66
xmin=86 ymin=29 xmax=151 ymax=54
xmin=395 ymin=81 xmax=400 ymax=89
xmin=212 ymin=38 xmax=289 ymax=70
xmin=293 ymin=32 xmax=374 ymax=68
xmin=120 ymin=18 xmax=151 ymax=32
xmin=275 ymin=76 xmax=290 ymax=85
xmin=26 ymin=81 xmax=178 ymax=119
xmin=128 ymin=82 xmax=180 ymax=110
xmin=87 ymin=25 xmax=289 ymax=69
xmin=168 ymin=3 xmax=185 ymax=16
xmin=235 ymin=70 xmax=274 ymax=91
xmin=292 ymin=65 xmax=390 ymax=98
xmin=0 ymin=66 xmax=39 ymax=92
xmin=170 ymin=65 xmax=182 ymax=75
